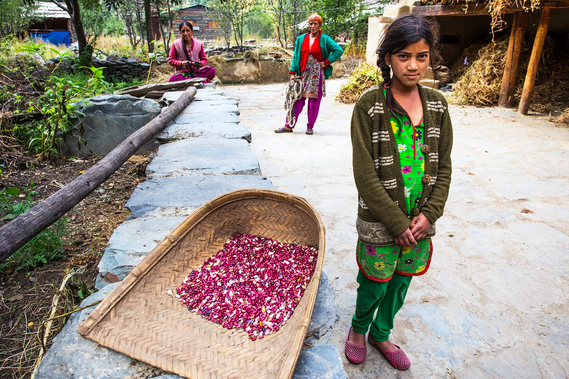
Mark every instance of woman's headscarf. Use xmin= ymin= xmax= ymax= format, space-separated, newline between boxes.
xmin=308 ymin=13 xmax=323 ymax=25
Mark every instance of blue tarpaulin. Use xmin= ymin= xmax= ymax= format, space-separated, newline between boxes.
xmin=30 ymin=31 xmax=70 ymax=46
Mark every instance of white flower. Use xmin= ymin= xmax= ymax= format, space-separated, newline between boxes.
xmin=398 ymin=143 xmax=407 ymax=152
xmin=404 ymin=187 xmax=410 ymax=197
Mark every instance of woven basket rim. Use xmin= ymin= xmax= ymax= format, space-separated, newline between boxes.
xmin=78 ymin=188 xmax=326 ymax=379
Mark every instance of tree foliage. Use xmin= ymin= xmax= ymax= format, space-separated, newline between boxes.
xmin=208 ymin=0 xmax=256 ymax=47
xmin=312 ymin=0 xmax=366 ymax=43
xmin=0 ymin=0 xmax=38 ymax=37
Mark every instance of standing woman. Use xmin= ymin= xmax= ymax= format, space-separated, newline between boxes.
xmin=275 ymin=13 xmax=343 ymax=135
xmin=345 ymin=15 xmax=452 ymax=370
xmin=168 ymin=21 xmax=216 ymax=83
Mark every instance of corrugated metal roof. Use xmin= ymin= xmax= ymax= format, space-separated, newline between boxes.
xmin=34 ymin=2 xmax=71 ymax=19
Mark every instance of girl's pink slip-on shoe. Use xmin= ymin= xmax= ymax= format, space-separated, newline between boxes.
xmin=345 ymin=327 xmax=367 ymax=364
xmin=368 ymin=337 xmax=411 ymax=370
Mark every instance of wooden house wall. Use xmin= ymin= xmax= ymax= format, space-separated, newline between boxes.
xmin=173 ymin=5 xmax=222 ymax=42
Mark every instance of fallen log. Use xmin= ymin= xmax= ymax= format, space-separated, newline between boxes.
xmin=0 ymin=86 xmax=198 ymax=263
xmin=119 ymin=78 xmax=204 ymax=97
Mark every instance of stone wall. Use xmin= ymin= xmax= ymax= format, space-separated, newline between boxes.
xmin=45 ymin=57 xmax=152 ymax=83
xmin=207 ymin=56 xmax=346 ymax=84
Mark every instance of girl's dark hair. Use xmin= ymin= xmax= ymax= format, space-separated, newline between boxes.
xmin=376 ymin=14 xmax=441 ymax=116
xmin=179 ymin=21 xmax=193 ymax=31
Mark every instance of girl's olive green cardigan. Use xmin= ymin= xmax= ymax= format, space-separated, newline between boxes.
xmin=351 ymin=83 xmax=453 ymax=243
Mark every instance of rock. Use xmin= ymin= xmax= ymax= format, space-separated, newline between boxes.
xmin=304 ymin=271 xmax=340 ymax=347
xmin=292 ymin=344 xmax=347 ymax=379
xmin=59 ymin=95 xmax=162 ymax=157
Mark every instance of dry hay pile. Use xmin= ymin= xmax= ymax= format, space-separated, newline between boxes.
xmin=335 ymin=62 xmax=382 ymax=104
xmin=453 ymin=37 xmax=510 ymax=106
xmin=453 ymin=35 xmax=567 ymax=118
xmin=550 ymin=109 xmax=569 ymax=126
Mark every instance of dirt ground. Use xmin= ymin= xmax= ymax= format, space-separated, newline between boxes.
xmin=0 ymin=150 xmax=149 ymax=378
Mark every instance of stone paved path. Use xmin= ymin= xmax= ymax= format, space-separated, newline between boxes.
xmin=223 ymin=80 xmax=569 ymax=379
xmin=37 ymin=86 xmax=345 ymax=379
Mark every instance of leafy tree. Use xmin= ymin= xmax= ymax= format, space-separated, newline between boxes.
xmin=0 ymin=0 xmax=38 ymax=37
xmin=81 ymin=3 xmax=125 ymax=37
xmin=48 ymin=0 xmax=98 ymax=58
xmin=155 ymin=0 xmax=184 ymax=59
xmin=208 ymin=0 xmax=256 ymax=47
xmin=266 ymin=0 xmax=289 ymax=47
xmin=312 ymin=0 xmax=362 ymax=39
xmin=104 ymin=0 xmax=145 ymax=50
xmin=244 ymin=7 xmax=273 ymax=40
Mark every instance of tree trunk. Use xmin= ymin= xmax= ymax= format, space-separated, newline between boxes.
xmin=57 ymin=0 xmax=87 ymax=54
xmin=144 ymin=0 xmax=154 ymax=53
xmin=0 ymin=87 xmax=197 ymax=263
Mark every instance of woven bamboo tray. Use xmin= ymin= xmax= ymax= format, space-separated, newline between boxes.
xmin=78 ymin=189 xmax=325 ymax=379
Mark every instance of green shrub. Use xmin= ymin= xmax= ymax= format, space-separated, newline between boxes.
xmin=0 ymin=186 xmax=68 ymax=272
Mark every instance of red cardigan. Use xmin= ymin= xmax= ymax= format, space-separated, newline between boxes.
xmin=289 ymin=32 xmax=328 ymax=75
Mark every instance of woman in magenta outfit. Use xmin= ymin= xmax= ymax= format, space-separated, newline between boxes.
xmin=168 ymin=21 xmax=216 ymax=82
xmin=275 ymin=13 xmax=343 ymax=135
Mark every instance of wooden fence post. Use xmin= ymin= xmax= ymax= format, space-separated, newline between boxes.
xmin=498 ymin=11 xmax=528 ymax=108
xmin=518 ymin=8 xmax=551 ymax=115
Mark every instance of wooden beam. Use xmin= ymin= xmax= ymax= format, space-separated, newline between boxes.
xmin=412 ymin=1 xmax=569 ymax=17
xmin=412 ymin=3 xmax=493 ymax=16
xmin=518 ymin=8 xmax=551 ymax=115
xmin=498 ymin=11 xmax=528 ymax=107
xmin=0 ymin=87 xmax=197 ymax=263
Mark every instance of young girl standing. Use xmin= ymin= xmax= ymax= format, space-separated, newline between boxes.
xmin=345 ymin=15 xmax=453 ymax=370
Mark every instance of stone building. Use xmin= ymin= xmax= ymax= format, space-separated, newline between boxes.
xmin=172 ymin=5 xmax=222 ymax=42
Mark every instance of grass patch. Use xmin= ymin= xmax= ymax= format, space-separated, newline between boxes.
xmin=0 ymin=185 xmax=68 ymax=273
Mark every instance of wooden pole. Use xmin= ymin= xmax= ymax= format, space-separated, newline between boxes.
xmin=0 ymin=87 xmax=197 ymax=263
xmin=518 ymin=8 xmax=551 ymax=114
xmin=498 ymin=11 xmax=528 ymax=108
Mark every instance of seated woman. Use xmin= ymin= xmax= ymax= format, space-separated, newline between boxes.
xmin=168 ymin=21 xmax=216 ymax=83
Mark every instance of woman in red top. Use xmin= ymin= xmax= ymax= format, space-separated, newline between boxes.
xmin=167 ymin=21 xmax=216 ymax=82
xmin=275 ymin=13 xmax=343 ymax=135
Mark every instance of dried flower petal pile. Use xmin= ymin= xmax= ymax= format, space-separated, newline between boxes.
xmin=176 ymin=234 xmax=318 ymax=340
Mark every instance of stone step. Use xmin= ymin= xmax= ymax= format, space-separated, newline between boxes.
xmin=145 ymin=138 xmax=261 ymax=179
xmin=126 ymin=175 xmax=275 ymax=218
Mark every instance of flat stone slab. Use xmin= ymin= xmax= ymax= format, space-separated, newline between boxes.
xmin=37 ymin=273 xmax=346 ymax=379
xmin=146 ymin=139 xmax=260 ymax=179
xmin=160 ymin=88 xmax=225 ymax=102
xmin=179 ymin=101 xmax=239 ymax=115
xmin=35 ymin=283 xmax=176 ymax=379
xmin=305 ymin=271 xmax=340 ymax=347
xmin=174 ymin=112 xmax=240 ymax=124
xmin=126 ymin=175 xmax=276 ymax=218
xmin=292 ymin=344 xmax=347 ymax=379
xmin=158 ymin=122 xmax=251 ymax=142
xmin=96 ymin=217 xmax=186 ymax=289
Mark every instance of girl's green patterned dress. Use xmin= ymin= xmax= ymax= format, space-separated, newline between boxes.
xmin=356 ymin=102 xmax=433 ymax=282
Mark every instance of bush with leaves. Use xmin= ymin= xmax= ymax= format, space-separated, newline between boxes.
xmin=0 ymin=186 xmax=68 ymax=273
